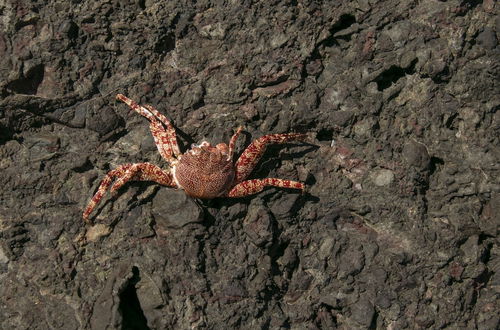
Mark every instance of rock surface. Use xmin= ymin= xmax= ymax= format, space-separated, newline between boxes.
xmin=0 ymin=0 xmax=498 ymax=328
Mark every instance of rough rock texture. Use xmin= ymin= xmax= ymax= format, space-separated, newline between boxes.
xmin=1 ymin=0 xmax=499 ymax=329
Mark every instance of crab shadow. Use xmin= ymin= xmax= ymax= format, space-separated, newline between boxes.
xmin=172 ymin=126 xmax=196 ymax=152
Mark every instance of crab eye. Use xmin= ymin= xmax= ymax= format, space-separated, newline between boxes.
xmin=189 ymin=147 xmax=201 ymax=155
xmin=216 ymin=143 xmax=229 ymax=155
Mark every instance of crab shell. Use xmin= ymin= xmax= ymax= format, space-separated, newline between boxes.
xmin=172 ymin=141 xmax=235 ymax=198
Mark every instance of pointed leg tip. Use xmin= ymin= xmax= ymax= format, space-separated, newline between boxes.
xmin=300 ymin=185 xmax=307 ymax=195
xmin=116 ymin=94 xmax=127 ymax=102
xmin=295 ymin=132 xmax=311 ymax=143
xmin=82 ymin=214 xmax=92 ymax=224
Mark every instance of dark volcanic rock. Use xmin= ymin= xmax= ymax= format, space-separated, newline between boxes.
xmin=0 ymin=0 xmax=498 ymax=329
xmin=151 ymin=189 xmax=203 ymax=229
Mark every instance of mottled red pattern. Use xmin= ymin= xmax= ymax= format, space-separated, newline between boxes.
xmin=83 ymin=162 xmax=173 ymax=220
xmin=83 ymin=94 xmax=307 ymax=222
xmin=234 ymin=133 xmax=307 ymax=183
xmin=116 ymin=94 xmax=180 ymax=160
xmin=175 ymin=147 xmax=235 ymax=198
xmin=228 ymin=178 xmax=304 ymax=197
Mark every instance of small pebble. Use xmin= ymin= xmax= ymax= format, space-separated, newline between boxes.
xmin=86 ymin=224 xmax=112 ymax=242
xmin=372 ymin=169 xmax=395 ymax=186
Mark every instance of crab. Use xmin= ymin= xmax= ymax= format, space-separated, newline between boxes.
xmin=83 ymin=94 xmax=307 ymax=222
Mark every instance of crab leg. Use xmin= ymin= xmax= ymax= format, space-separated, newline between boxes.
xmin=234 ymin=133 xmax=307 ymax=183
xmin=226 ymin=178 xmax=304 ymax=197
xmin=116 ymin=94 xmax=180 ymax=161
xmin=228 ymin=126 xmax=243 ymax=160
xmin=83 ymin=162 xmax=176 ymax=221
xmin=143 ymin=104 xmax=181 ymax=156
